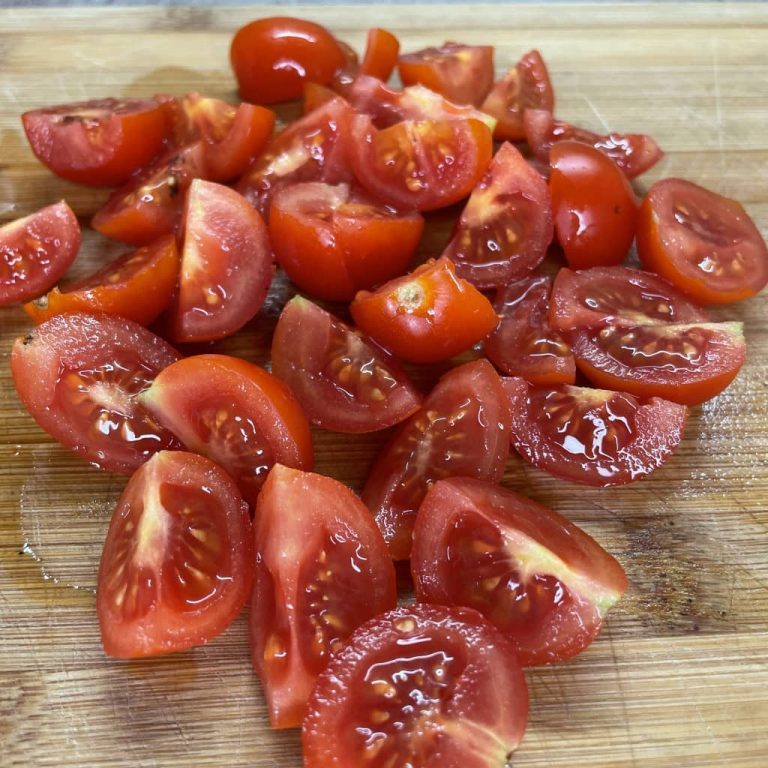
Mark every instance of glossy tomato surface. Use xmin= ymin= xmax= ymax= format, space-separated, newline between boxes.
xmin=359 ymin=27 xmax=400 ymax=81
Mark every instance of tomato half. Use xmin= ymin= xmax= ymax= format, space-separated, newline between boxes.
xmin=412 ymin=477 xmax=628 ymax=665
xmin=139 ymin=354 xmax=312 ymax=507
xmin=637 ymin=177 xmax=768 ymax=304
xmin=362 ymin=359 xmax=510 ymax=560
xmin=359 ymin=28 xmax=400 ymax=81
xmin=303 ymin=604 xmax=528 ymax=768
xmin=0 ymin=201 xmax=80 ymax=306
xmin=22 ymin=97 xmax=167 ymax=187
xmin=251 ymin=465 xmax=396 ymax=728
xmin=502 ymin=376 xmax=687 ymax=486
xmin=11 ymin=312 xmax=181 ymax=474
xmin=350 ymin=257 xmax=498 ymax=364
xmin=441 ymin=141 xmax=553 ymax=288
xmin=97 ymin=450 xmax=253 ymax=658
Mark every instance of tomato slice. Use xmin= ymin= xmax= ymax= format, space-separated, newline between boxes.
xmin=138 ymin=354 xmax=312 ymax=507
xmin=251 ymin=465 xmax=396 ymax=729
xmin=484 ymin=275 xmax=575 ymax=386
xmin=11 ymin=312 xmax=181 ymax=474
xmin=272 ymin=296 xmax=422 ymax=433
xmin=303 ymin=604 xmax=528 ymax=768
xmin=348 ymin=114 xmax=493 ymax=212
xmin=0 ymin=201 xmax=80 ymax=305
xmin=350 ymin=256 xmax=498 ymax=364
xmin=441 ymin=142 xmax=553 ymax=288
xmin=637 ymin=177 xmax=768 ymax=304
xmin=412 ymin=477 xmax=628 ymax=666
xmin=502 ymin=377 xmax=687 ymax=486
xmin=24 ymin=234 xmax=179 ymax=326
xmin=362 ymin=359 xmax=510 ymax=560
xmin=269 ymin=181 xmax=423 ymax=301
xmin=359 ymin=28 xmax=400 ymax=81
xmin=97 ymin=450 xmax=253 ymax=658
xmin=22 ymin=97 xmax=167 ymax=187
xmin=165 ymin=179 xmax=272 ymax=343
xmin=549 ymin=266 xmax=708 ymax=331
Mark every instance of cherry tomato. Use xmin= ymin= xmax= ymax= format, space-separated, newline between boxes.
xmin=271 ymin=296 xmax=422 ymax=433
xmin=11 ymin=312 xmax=181 ymax=474
xmin=412 ymin=477 xmax=628 ymax=666
xmin=97 ymin=451 xmax=253 ymax=658
xmin=24 ymin=235 xmax=179 ymax=326
xmin=362 ymin=359 xmax=510 ymax=560
xmin=350 ymin=257 xmax=498 ymax=364
xmin=0 ymin=201 xmax=80 ymax=306
xmin=251 ymin=464 xmax=396 ymax=729
xmin=503 ymin=377 xmax=687 ymax=486
xmin=302 ymin=82 xmax=338 ymax=115
xmin=637 ymin=177 xmax=768 ymax=304
xmin=269 ymin=181 xmax=423 ymax=301
xmin=303 ymin=604 xmax=528 ymax=768
xmin=230 ymin=17 xmax=346 ymax=104
xmin=441 ymin=141 xmax=553 ymax=288
xmin=139 ymin=354 xmax=312 ymax=507
xmin=22 ymin=98 xmax=167 ymax=187
xmin=359 ymin=28 xmax=400 ymax=81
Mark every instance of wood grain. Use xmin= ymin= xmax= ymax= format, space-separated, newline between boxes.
xmin=1 ymin=4 xmax=768 ymax=767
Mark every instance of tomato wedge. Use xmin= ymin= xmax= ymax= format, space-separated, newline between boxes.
xmin=359 ymin=28 xmax=400 ymax=81
xmin=271 ymin=297 xmax=422 ymax=433
xmin=251 ymin=465 xmax=397 ymax=729
xmin=303 ymin=604 xmax=528 ymax=768
xmin=412 ymin=477 xmax=628 ymax=665
xmin=97 ymin=450 xmax=253 ymax=658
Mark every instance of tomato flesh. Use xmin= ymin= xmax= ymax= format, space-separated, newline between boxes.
xmin=359 ymin=28 xmax=400 ymax=81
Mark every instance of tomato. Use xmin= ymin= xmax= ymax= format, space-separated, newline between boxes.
xmin=481 ymin=50 xmax=554 ymax=141
xmin=502 ymin=377 xmax=687 ymax=486
xmin=0 ymin=201 xmax=80 ymax=306
xmin=362 ymin=359 xmax=510 ymax=560
xmin=251 ymin=465 xmax=396 ymax=728
xmin=348 ymin=114 xmax=493 ymax=212
xmin=97 ymin=451 xmax=253 ymax=658
xmin=92 ymin=142 xmax=206 ymax=246
xmin=269 ymin=181 xmax=423 ymax=301
xmin=11 ymin=312 xmax=181 ymax=474
xmin=550 ymin=140 xmax=638 ymax=269
xmin=24 ymin=235 xmax=179 ymax=326
xmin=230 ymin=17 xmax=346 ymax=104
xmin=22 ymin=98 xmax=167 ymax=187
xmin=411 ymin=477 xmax=628 ymax=666
xmin=165 ymin=179 xmax=272 ymax=343
xmin=303 ymin=604 xmax=528 ymax=768
xmin=398 ymin=42 xmax=495 ymax=106
xmin=549 ymin=266 xmax=707 ymax=331
xmin=485 ymin=275 xmax=575 ymax=386
xmin=272 ymin=296 xmax=422 ymax=433
xmin=441 ymin=142 xmax=553 ymax=288
xmin=138 ymin=354 xmax=312 ymax=507
xmin=302 ymin=82 xmax=338 ymax=115
xmin=359 ymin=28 xmax=400 ymax=81
xmin=350 ymin=257 xmax=498 ymax=364
xmin=524 ymin=108 xmax=663 ymax=179
xmin=637 ymin=177 xmax=768 ymax=304
xmin=570 ymin=321 xmax=746 ymax=406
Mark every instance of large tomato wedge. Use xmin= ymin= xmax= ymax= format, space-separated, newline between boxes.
xmin=22 ymin=97 xmax=167 ymax=187
xmin=441 ymin=141 xmax=553 ymax=288
xmin=251 ymin=465 xmax=397 ymax=729
xmin=97 ymin=450 xmax=253 ymax=658
xmin=11 ymin=312 xmax=181 ymax=474
xmin=271 ymin=297 xmax=422 ymax=433
xmin=637 ymin=177 xmax=768 ymax=304
xmin=362 ymin=359 xmax=510 ymax=560
xmin=138 ymin=354 xmax=312 ymax=507
xmin=303 ymin=604 xmax=528 ymax=768
xmin=503 ymin=377 xmax=687 ymax=486
xmin=0 ymin=201 xmax=80 ymax=306
xmin=359 ymin=27 xmax=400 ymax=81
xmin=411 ymin=477 xmax=628 ymax=666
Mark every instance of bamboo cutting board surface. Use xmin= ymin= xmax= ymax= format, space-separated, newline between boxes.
xmin=1 ymin=4 xmax=768 ymax=767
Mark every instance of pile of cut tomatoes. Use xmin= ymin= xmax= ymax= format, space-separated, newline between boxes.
xmin=2 ymin=16 xmax=767 ymax=767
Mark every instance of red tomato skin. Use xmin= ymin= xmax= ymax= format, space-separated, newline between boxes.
xmin=359 ymin=28 xmax=400 ymax=81
xmin=0 ymin=201 xmax=80 ymax=305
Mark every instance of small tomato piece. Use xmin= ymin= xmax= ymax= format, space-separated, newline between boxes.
xmin=359 ymin=28 xmax=400 ymax=81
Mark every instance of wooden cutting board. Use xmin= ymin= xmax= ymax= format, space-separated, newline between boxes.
xmin=1 ymin=4 xmax=767 ymax=767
